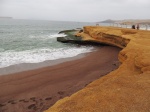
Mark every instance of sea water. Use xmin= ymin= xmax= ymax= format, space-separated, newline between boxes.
xmin=0 ymin=19 xmax=95 ymax=68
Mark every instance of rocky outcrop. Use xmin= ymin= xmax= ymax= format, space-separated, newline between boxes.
xmin=57 ymin=29 xmax=83 ymax=43
xmin=46 ymin=26 xmax=150 ymax=112
xmin=57 ymin=29 xmax=102 ymax=45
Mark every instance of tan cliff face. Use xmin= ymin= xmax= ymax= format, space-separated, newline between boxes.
xmin=45 ymin=26 xmax=150 ymax=112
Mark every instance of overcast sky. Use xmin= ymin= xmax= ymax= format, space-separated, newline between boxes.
xmin=0 ymin=0 xmax=150 ymax=22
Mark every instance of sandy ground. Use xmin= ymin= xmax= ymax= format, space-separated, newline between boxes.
xmin=0 ymin=46 xmax=121 ymax=112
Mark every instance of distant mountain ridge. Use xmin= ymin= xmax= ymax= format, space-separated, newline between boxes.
xmin=98 ymin=19 xmax=115 ymax=23
xmin=0 ymin=17 xmax=13 ymax=19
xmin=98 ymin=19 xmax=150 ymax=24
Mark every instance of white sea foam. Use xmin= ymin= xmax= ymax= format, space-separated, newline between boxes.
xmin=29 ymin=33 xmax=66 ymax=40
xmin=0 ymin=46 xmax=94 ymax=68
xmin=50 ymin=34 xmax=67 ymax=38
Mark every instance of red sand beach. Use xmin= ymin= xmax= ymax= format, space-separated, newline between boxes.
xmin=0 ymin=46 xmax=121 ymax=112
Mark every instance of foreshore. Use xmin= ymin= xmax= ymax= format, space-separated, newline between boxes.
xmin=0 ymin=46 xmax=121 ymax=112
xmin=0 ymin=52 xmax=86 ymax=75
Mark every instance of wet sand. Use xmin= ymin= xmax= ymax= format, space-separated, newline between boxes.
xmin=0 ymin=46 xmax=121 ymax=112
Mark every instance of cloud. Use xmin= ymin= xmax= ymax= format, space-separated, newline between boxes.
xmin=0 ymin=0 xmax=150 ymax=22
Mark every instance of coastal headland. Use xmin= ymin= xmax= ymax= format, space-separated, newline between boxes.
xmin=46 ymin=26 xmax=150 ymax=112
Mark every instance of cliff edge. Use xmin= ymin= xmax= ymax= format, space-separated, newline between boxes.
xmin=45 ymin=26 xmax=150 ymax=112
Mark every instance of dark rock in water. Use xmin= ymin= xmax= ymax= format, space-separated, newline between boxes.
xmin=57 ymin=29 xmax=82 ymax=44
xmin=57 ymin=37 xmax=102 ymax=45
xmin=57 ymin=36 xmax=81 ymax=43
xmin=57 ymin=29 xmax=103 ymax=46
xmin=57 ymin=37 xmax=70 ymax=43
xmin=59 ymin=29 xmax=77 ymax=34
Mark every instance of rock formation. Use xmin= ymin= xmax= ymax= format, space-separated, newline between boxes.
xmin=45 ymin=26 xmax=150 ymax=112
xmin=57 ymin=29 xmax=101 ymax=45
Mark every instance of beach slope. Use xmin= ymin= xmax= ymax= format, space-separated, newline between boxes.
xmin=0 ymin=46 xmax=121 ymax=112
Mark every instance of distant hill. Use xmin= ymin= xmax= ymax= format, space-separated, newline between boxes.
xmin=0 ymin=17 xmax=13 ymax=19
xmin=98 ymin=19 xmax=150 ymax=24
xmin=98 ymin=19 xmax=115 ymax=23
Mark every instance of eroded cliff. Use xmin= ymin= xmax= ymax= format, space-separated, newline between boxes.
xmin=45 ymin=26 xmax=150 ymax=112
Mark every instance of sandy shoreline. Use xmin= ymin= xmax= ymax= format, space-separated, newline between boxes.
xmin=0 ymin=46 xmax=121 ymax=112
xmin=0 ymin=51 xmax=88 ymax=75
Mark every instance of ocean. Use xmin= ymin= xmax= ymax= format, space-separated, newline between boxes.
xmin=0 ymin=19 xmax=95 ymax=69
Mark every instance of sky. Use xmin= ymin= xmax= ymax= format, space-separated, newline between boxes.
xmin=0 ymin=0 xmax=150 ymax=22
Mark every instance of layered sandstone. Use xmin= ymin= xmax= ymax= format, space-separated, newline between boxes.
xmin=45 ymin=26 xmax=150 ymax=112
